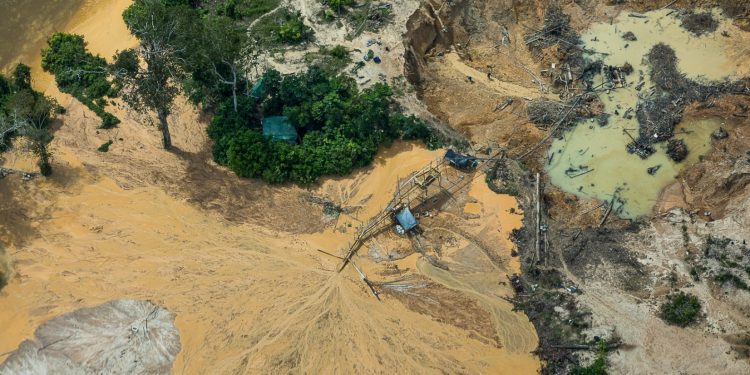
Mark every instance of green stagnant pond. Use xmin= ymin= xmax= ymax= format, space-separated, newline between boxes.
xmin=546 ymin=9 xmax=746 ymax=218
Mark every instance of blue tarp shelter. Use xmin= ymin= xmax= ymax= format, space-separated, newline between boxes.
xmin=262 ymin=116 xmax=298 ymax=144
xmin=251 ymin=77 xmax=266 ymax=98
xmin=395 ymin=207 xmax=418 ymax=231
xmin=444 ymin=149 xmax=478 ymax=169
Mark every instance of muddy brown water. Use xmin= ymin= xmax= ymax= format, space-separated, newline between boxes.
xmin=0 ymin=0 xmax=84 ymax=73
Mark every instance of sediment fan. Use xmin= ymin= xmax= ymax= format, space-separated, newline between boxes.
xmin=0 ymin=300 xmax=181 ymax=374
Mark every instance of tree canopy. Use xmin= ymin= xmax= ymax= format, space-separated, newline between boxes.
xmin=0 ymin=64 xmax=58 ymax=175
xmin=208 ymin=67 xmax=437 ymax=184
xmin=41 ymin=33 xmax=120 ymax=128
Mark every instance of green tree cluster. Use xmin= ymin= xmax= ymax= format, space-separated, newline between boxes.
xmin=41 ymin=33 xmax=120 ymax=128
xmin=208 ymin=67 xmax=435 ymax=184
xmin=0 ymin=64 xmax=58 ymax=175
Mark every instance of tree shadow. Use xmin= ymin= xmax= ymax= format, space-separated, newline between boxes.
xmin=169 ymin=144 xmax=326 ymax=233
xmin=0 ymin=160 xmax=85 ymax=249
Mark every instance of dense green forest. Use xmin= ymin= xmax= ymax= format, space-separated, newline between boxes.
xmin=0 ymin=64 xmax=57 ymax=175
xmin=39 ymin=0 xmax=436 ymax=183
xmin=209 ymin=67 xmax=435 ymax=184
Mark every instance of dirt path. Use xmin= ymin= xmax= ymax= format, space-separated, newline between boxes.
xmin=444 ymin=53 xmax=553 ymax=100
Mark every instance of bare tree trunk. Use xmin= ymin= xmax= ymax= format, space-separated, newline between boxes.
xmin=231 ymin=68 xmax=238 ymax=112
xmin=158 ymin=109 xmax=172 ymax=150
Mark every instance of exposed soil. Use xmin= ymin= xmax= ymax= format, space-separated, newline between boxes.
xmin=2 ymin=0 xmax=750 ymax=374
xmin=380 ymin=276 xmax=503 ymax=348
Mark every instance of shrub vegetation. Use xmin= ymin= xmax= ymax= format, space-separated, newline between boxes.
xmin=660 ymin=291 xmax=701 ymax=327
xmin=41 ymin=33 xmax=120 ymax=128
xmin=251 ymin=8 xmax=313 ymax=47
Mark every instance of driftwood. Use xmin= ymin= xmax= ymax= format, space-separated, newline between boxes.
xmin=566 ymin=168 xmax=594 ymax=179
xmin=0 ymin=167 xmax=40 ymax=179
xmin=494 ymin=98 xmax=514 ymax=112
xmin=351 ymin=261 xmax=380 ymax=301
xmin=598 ymin=195 xmax=616 ymax=227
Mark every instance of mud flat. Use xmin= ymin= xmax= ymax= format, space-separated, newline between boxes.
xmin=0 ymin=0 xmax=83 ymax=72
xmin=546 ymin=8 xmax=750 ymax=218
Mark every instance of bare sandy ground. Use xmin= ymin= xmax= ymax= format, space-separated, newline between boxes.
xmin=0 ymin=1 xmax=541 ymax=373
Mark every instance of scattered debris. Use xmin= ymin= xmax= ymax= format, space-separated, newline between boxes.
xmin=0 ymin=167 xmax=39 ymax=180
xmin=494 ymin=98 xmax=513 ymax=112
xmin=647 ymin=165 xmax=661 ymax=175
xmin=711 ymin=127 xmax=729 ymax=140
xmin=622 ymin=31 xmax=637 ymax=41
xmin=666 ymin=138 xmax=688 ymax=162
xmin=631 ymin=43 xmax=748 ymax=156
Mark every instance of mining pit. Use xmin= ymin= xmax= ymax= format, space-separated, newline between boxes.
xmin=2 ymin=0 xmax=750 ymax=374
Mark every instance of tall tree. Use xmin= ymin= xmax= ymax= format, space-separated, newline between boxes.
xmin=200 ymin=16 xmax=248 ymax=113
xmin=116 ymin=0 xmax=197 ymax=149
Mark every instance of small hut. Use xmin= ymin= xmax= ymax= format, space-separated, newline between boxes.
xmin=262 ymin=116 xmax=298 ymax=144
xmin=394 ymin=206 xmax=418 ymax=233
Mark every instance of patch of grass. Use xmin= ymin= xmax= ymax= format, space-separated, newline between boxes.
xmin=97 ymin=140 xmax=113 ymax=152
xmin=216 ymin=0 xmax=280 ymax=22
xmin=570 ymin=341 xmax=608 ymax=375
xmin=660 ymin=291 xmax=701 ymax=327
xmin=303 ymin=45 xmax=352 ymax=74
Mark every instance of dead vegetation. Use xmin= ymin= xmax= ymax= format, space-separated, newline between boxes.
xmin=524 ymin=5 xmax=579 ymax=52
xmin=631 ymin=43 xmax=750 ymax=158
xmin=680 ymin=10 xmax=719 ymax=35
xmin=687 ymin=235 xmax=750 ymax=292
